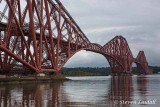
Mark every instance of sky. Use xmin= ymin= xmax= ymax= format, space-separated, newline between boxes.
xmin=60 ymin=0 xmax=160 ymax=68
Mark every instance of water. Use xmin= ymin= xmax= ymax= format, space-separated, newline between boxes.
xmin=0 ymin=75 xmax=160 ymax=107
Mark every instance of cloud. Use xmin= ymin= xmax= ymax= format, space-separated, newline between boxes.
xmin=61 ymin=0 xmax=160 ymax=67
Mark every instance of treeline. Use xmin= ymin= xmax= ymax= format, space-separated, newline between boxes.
xmin=60 ymin=67 xmax=111 ymax=76
xmin=60 ymin=66 xmax=160 ymax=76
xmin=149 ymin=66 xmax=160 ymax=74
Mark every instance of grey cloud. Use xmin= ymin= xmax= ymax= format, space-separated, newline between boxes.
xmin=61 ymin=0 xmax=160 ymax=67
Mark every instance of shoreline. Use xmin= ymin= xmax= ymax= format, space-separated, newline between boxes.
xmin=0 ymin=74 xmax=70 ymax=84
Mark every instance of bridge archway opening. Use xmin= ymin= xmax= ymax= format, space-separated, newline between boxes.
xmin=131 ymin=62 xmax=137 ymax=74
xmin=64 ymin=50 xmax=109 ymax=68
xmin=129 ymin=61 xmax=148 ymax=75
xmin=133 ymin=62 xmax=147 ymax=75
xmin=61 ymin=49 xmax=127 ymax=75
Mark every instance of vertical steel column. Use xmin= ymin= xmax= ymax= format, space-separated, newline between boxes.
xmin=68 ymin=20 xmax=72 ymax=57
xmin=32 ymin=0 xmax=44 ymax=71
xmin=27 ymin=0 xmax=39 ymax=70
xmin=56 ymin=3 xmax=62 ymax=69
xmin=44 ymin=0 xmax=56 ymax=68
xmin=38 ymin=0 xmax=44 ymax=70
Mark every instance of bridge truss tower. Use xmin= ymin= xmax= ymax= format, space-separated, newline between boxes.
xmin=0 ymin=0 xmax=149 ymax=75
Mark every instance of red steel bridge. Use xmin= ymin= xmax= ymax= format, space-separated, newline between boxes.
xmin=0 ymin=0 xmax=149 ymax=75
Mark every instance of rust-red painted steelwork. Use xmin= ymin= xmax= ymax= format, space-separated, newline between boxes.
xmin=0 ymin=0 xmax=149 ymax=75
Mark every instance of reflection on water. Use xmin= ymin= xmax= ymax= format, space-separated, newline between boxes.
xmin=0 ymin=82 xmax=66 ymax=107
xmin=0 ymin=75 xmax=160 ymax=107
xmin=137 ymin=76 xmax=148 ymax=102
xmin=108 ymin=76 xmax=134 ymax=107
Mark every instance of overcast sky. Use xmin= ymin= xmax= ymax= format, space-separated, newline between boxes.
xmin=61 ymin=0 xmax=160 ymax=67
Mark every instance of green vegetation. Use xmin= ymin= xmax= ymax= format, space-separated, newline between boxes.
xmin=60 ymin=67 xmax=111 ymax=76
xmin=60 ymin=66 xmax=160 ymax=76
xmin=149 ymin=66 xmax=160 ymax=74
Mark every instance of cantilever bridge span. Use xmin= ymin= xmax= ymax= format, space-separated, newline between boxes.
xmin=0 ymin=0 xmax=149 ymax=74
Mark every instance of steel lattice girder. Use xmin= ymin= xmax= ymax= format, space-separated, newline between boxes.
xmin=0 ymin=0 xmax=149 ymax=74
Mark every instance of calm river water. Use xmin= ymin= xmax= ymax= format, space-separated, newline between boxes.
xmin=0 ymin=75 xmax=160 ymax=107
